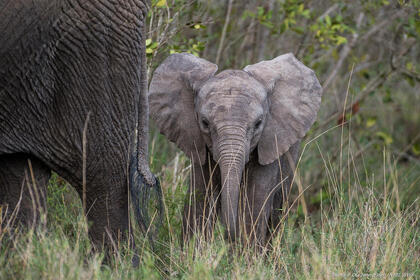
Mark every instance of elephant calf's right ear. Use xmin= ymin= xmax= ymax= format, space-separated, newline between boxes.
xmin=148 ymin=53 xmax=218 ymax=163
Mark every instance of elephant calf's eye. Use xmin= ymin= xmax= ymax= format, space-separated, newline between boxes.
xmin=254 ymin=119 xmax=262 ymax=130
xmin=202 ymin=118 xmax=210 ymax=130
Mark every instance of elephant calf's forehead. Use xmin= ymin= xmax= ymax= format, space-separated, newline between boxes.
xmin=198 ymin=70 xmax=267 ymax=101
xmin=197 ymin=70 xmax=267 ymax=121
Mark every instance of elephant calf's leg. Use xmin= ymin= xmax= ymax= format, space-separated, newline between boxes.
xmin=182 ymin=185 xmax=216 ymax=242
xmin=0 ymin=154 xmax=50 ymax=228
xmin=242 ymin=160 xmax=281 ymax=247
xmin=182 ymin=161 xmax=219 ymax=242
xmin=270 ymin=143 xmax=300 ymax=232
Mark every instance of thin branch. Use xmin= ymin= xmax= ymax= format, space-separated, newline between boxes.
xmin=215 ymin=0 xmax=234 ymax=65
xmin=400 ymin=69 xmax=420 ymax=82
xmin=318 ymin=4 xmax=339 ymax=20
xmin=319 ymin=68 xmax=395 ymax=130
xmin=323 ymin=13 xmax=364 ymax=92
xmin=359 ymin=9 xmax=406 ymax=42
xmin=257 ymin=0 xmax=275 ymax=61
xmin=319 ymin=36 xmax=416 ymax=130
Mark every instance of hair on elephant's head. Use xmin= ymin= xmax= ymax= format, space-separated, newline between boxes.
xmin=149 ymin=53 xmax=322 ymax=238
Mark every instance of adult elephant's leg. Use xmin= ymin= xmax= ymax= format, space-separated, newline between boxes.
xmin=182 ymin=158 xmax=220 ymax=242
xmin=71 ymin=155 xmax=132 ymax=254
xmin=0 ymin=154 xmax=50 ymax=227
xmin=82 ymin=185 xmax=130 ymax=251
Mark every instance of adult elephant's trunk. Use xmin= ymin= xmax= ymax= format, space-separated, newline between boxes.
xmin=216 ymin=126 xmax=247 ymax=241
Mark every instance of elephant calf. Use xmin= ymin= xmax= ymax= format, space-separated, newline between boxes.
xmin=149 ymin=53 xmax=322 ymax=245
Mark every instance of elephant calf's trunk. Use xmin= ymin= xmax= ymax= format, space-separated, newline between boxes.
xmin=218 ymin=146 xmax=245 ymax=241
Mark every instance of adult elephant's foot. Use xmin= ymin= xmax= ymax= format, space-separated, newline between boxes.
xmin=81 ymin=186 xmax=132 ymax=263
xmin=0 ymin=154 xmax=50 ymax=229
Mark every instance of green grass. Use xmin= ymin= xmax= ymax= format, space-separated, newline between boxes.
xmin=0 ymin=129 xmax=419 ymax=279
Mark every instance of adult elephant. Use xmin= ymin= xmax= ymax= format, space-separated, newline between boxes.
xmin=0 ymin=0 xmax=159 ymax=253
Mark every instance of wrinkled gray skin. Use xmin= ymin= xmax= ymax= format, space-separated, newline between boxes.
xmin=0 ymin=0 xmax=158 ymax=256
xmin=149 ymin=53 xmax=322 ymax=245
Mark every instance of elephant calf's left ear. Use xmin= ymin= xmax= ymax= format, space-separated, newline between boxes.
xmin=244 ymin=53 xmax=323 ymax=165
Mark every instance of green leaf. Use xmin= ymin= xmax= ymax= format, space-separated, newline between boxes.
xmin=150 ymin=42 xmax=158 ymax=49
xmin=383 ymin=89 xmax=393 ymax=103
xmin=298 ymin=4 xmax=304 ymax=13
xmin=415 ymin=20 xmax=420 ymax=36
xmin=242 ymin=10 xmax=255 ymax=20
xmin=266 ymin=10 xmax=272 ymax=20
xmin=310 ymin=190 xmax=330 ymax=204
xmin=279 ymin=23 xmax=286 ymax=33
xmin=335 ymin=36 xmax=347 ymax=45
xmin=331 ymin=24 xmax=341 ymax=31
xmin=292 ymin=26 xmax=304 ymax=34
xmin=301 ymin=9 xmax=310 ymax=19
xmin=257 ymin=6 xmax=264 ymax=17
xmin=366 ymin=117 xmax=377 ymax=128
xmin=412 ymin=143 xmax=420 ymax=156
xmin=284 ymin=19 xmax=289 ymax=30
xmin=406 ymin=62 xmax=413 ymax=70
xmin=145 ymin=38 xmax=152 ymax=47
xmin=261 ymin=21 xmax=274 ymax=29
xmin=404 ymin=75 xmax=415 ymax=87
xmin=376 ymin=131 xmax=393 ymax=145
xmin=325 ymin=15 xmax=331 ymax=26
xmin=297 ymin=205 xmax=304 ymax=216
xmin=155 ymin=0 xmax=166 ymax=8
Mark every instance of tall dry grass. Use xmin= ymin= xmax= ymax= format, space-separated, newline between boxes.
xmin=1 ymin=122 xmax=417 ymax=279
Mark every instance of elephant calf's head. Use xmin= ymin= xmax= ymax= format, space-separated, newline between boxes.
xmin=149 ymin=53 xmax=322 ymax=240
